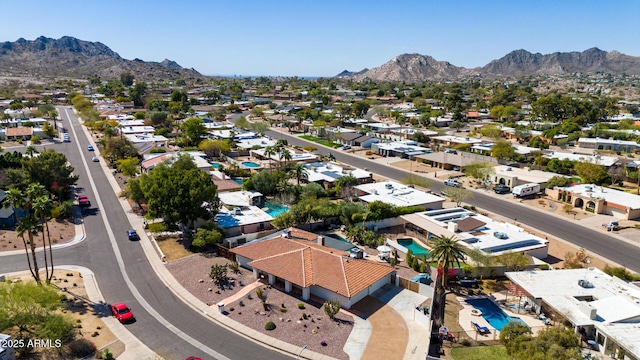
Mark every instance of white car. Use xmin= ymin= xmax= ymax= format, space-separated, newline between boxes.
xmin=444 ymin=179 xmax=461 ymax=187
xmin=92 ymin=156 xmax=99 ymax=162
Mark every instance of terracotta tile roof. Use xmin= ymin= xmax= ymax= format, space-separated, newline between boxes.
xmin=6 ymin=127 xmax=33 ymax=137
xmin=232 ymin=229 xmax=394 ymax=298
xmin=141 ymin=154 xmax=171 ymax=169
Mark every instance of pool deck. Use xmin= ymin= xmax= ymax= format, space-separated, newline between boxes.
xmin=457 ymin=295 xmax=547 ymax=339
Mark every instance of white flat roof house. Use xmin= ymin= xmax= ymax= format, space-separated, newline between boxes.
xmin=119 ymin=125 xmax=156 ymax=135
xmin=548 ymin=183 xmax=640 ymax=220
xmin=431 ymin=135 xmax=483 ymax=146
xmin=402 ymin=208 xmax=549 ymax=259
xmin=250 ymin=148 xmax=318 ymax=163
xmin=578 ymin=137 xmax=640 ymax=152
xmin=371 ymin=141 xmax=430 ymax=158
xmin=506 ymin=268 xmax=640 ymax=359
xmin=236 ymin=137 xmax=276 ymax=150
xmin=544 ymin=151 xmax=619 ymax=168
xmin=304 ymin=162 xmax=372 ymax=188
xmin=355 ymin=180 xmax=445 ymax=209
xmin=218 ymin=190 xmax=264 ymax=207
xmin=492 ymin=165 xmax=567 ymax=189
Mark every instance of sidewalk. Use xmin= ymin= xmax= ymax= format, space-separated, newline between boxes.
xmin=0 ymin=265 xmax=155 ymax=360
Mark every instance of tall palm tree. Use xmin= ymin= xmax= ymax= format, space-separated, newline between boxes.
xmin=263 ymin=145 xmax=275 ymax=172
xmin=278 ymin=148 xmax=292 ymax=169
xmin=32 ymin=195 xmax=54 ymax=283
xmin=16 ymin=213 xmax=43 ymax=283
xmin=288 ymin=163 xmax=308 ymax=185
xmin=430 ymin=235 xmax=466 ymax=289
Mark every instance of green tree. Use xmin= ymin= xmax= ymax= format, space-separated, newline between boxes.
xmin=430 ymin=235 xmax=466 ymax=289
xmin=323 ymin=299 xmax=341 ymax=320
xmin=17 ymin=150 xmax=78 ymax=199
xmin=527 ymin=136 xmax=549 ymax=150
xmin=546 ymin=176 xmax=572 ymax=189
xmin=575 ymin=162 xmax=611 ymax=185
xmin=335 ymin=175 xmax=358 ymax=201
xmin=497 ymin=251 xmax=530 ymax=271
xmin=116 ymin=157 xmax=140 ymax=177
xmin=250 ymin=121 xmax=269 ymax=136
xmin=102 ymin=137 xmax=139 ymax=166
xmin=209 ymin=264 xmax=228 ymax=287
xmin=192 ymin=225 xmax=224 ymax=249
xmin=287 ymin=163 xmax=308 ymax=185
xmin=120 ymin=72 xmax=135 ymax=87
xmin=148 ymin=111 xmax=169 ymax=126
xmin=235 ymin=116 xmax=250 ymax=130
xmin=491 ymin=140 xmax=516 ymax=160
xmin=464 ymin=162 xmax=494 ymax=180
xmin=139 ymin=154 xmax=219 ymax=230
xmin=129 ymin=82 xmax=147 ymax=107
xmin=180 ymin=117 xmax=206 ymax=146
xmin=446 ymin=187 xmax=472 ymax=207
xmin=199 ymin=139 xmax=230 ymax=158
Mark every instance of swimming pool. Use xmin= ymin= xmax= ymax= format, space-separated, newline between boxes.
xmin=466 ymin=298 xmax=528 ymax=331
xmin=263 ymin=202 xmax=289 ymax=217
xmin=397 ymin=238 xmax=430 ymax=257
xmin=210 ymin=162 xmax=222 ymax=169
xmin=242 ymin=161 xmax=260 ymax=168
xmin=233 ymin=178 xmax=243 ymax=185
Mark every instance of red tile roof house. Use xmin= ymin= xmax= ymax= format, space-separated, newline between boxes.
xmin=231 ymin=228 xmax=395 ymax=309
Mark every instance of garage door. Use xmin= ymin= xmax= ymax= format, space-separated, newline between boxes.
xmin=607 ymin=207 xmax=626 ymax=219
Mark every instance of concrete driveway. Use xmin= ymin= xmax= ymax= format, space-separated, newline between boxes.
xmin=350 ymin=296 xmax=408 ymax=360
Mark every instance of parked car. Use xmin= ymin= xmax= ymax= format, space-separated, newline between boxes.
xmin=341 ymin=145 xmax=351 ymax=150
xmin=78 ymin=195 xmax=90 ymax=207
xmin=127 ymin=229 xmax=139 ymax=241
xmin=444 ymin=149 xmax=457 ymax=154
xmin=87 ymin=145 xmax=94 ymax=151
xmin=444 ymin=179 xmax=461 ymax=187
xmin=493 ymin=185 xmax=511 ymax=194
xmin=110 ymin=302 xmax=134 ymax=323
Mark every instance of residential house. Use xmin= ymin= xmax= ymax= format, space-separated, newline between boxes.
xmin=231 ymin=228 xmax=395 ymax=309
xmin=547 ymin=184 xmax=640 ymax=220
xmin=355 ymin=180 xmax=445 ymax=210
xmin=304 ymin=162 xmax=373 ymax=189
xmin=577 ymin=138 xmax=640 ymax=152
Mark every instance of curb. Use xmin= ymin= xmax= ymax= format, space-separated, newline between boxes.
xmin=77 ymin=111 xmax=330 ymax=360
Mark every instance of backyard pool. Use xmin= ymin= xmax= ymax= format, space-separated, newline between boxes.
xmin=263 ymin=202 xmax=289 ymax=217
xmin=466 ymin=298 xmax=528 ymax=331
xmin=397 ymin=238 xmax=430 ymax=257
xmin=210 ymin=162 xmax=222 ymax=169
xmin=242 ymin=161 xmax=261 ymax=168
xmin=233 ymin=178 xmax=243 ymax=185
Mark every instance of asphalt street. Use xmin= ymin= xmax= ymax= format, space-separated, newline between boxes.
xmin=265 ymin=127 xmax=640 ymax=273
xmin=1 ymin=108 xmax=291 ymax=360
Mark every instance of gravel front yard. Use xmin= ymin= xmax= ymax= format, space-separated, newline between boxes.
xmin=166 ymin=253 xmax=353 ymax=359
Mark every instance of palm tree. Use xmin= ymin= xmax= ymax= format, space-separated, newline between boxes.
xmin=16 ymin=213 xmax=43 ymax=283
xmin=430 ymin=235 xmax=466 ymax=289
xmin=288 ymin=163 xmax=308 ymax=185
xmin=32 ymin=194 xmax=54 ymax=283
xmin=25 ymin=146 xmax=37 ymax=157
xmin=263 ymin=145 xmax=275 ymax=172
xmin=278 ymin=148 xmax=292 ymax=169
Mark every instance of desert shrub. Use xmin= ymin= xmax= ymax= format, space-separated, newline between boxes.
xmin=538 ymin=264 xmax=550 ymax=270
xmin=68 ymin=338 xmax=96 ymax=357
xmin=298 ymin=303 xmax=305 ymax=309
xmin=264 ymin=321 xmax=276 ymax=331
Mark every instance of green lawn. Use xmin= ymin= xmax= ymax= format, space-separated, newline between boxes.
xmin=299 ymin=135 xmax=341 ymax=148
xmin=451 ymin=345 xmax=508 ymax=360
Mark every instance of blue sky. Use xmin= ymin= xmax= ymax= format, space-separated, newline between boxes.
xmin=2 ymin=1 xmax=639 ymax=77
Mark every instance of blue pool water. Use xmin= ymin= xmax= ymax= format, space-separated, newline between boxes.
xmin=210 ymin=163 xmax=222 ymax=169
xmin=466 ymin=298 xmax=528 ymax=331
xmin=242 ymin=161 xmax=260 ymax=168
xmin=263 ymin=202 xmax=289 ymax=217
xmin=233 ymin=178 xmax=243 ymax=185
xmin=397 ymin=238 xmax=430 ymax=257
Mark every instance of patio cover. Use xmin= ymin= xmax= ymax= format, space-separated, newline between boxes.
xmin=505 ymin=283 xmax=532 ymax=297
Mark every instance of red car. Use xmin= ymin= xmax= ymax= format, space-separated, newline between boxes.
xmin=78 ymin=195 xmax=91 ymax=207
xmin=110 ymin=302 xmax=134 ymax=323
xmin=185 ymin=357 xmax=203 ymax=360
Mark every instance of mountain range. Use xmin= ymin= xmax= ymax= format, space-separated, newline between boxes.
xmin=0 ymin=36 xmax=204 ymax=81
xmin=338 ymin=48 xmax=640 ymax=82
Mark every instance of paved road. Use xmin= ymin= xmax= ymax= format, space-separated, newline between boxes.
xmin=1 ymin=108 xmax=291 ymax=360
xmin=265 ymin=127 xmax=640 ymax=273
